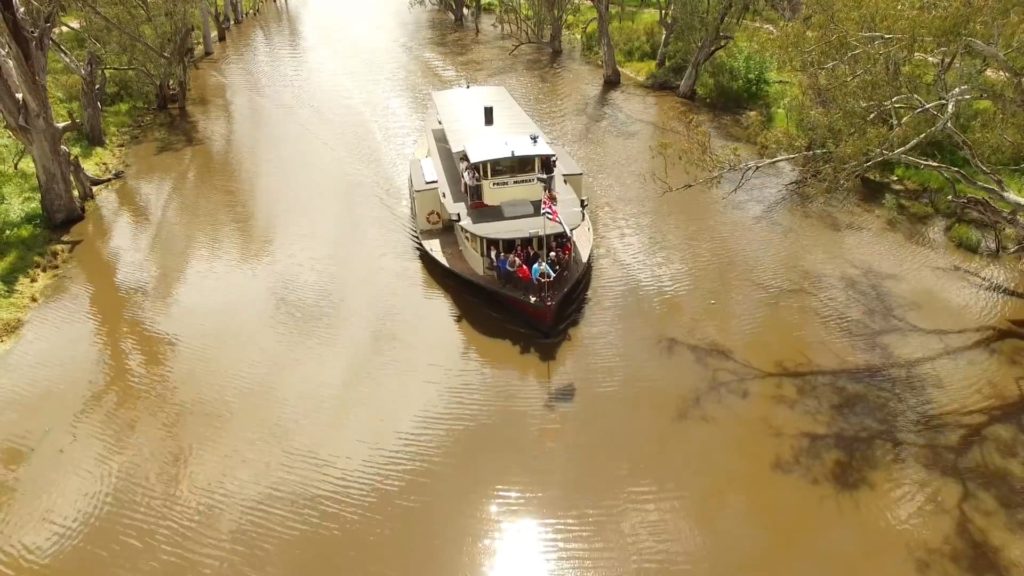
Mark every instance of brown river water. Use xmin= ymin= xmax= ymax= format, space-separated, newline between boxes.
xmin=3 ymin=2 xmax=1024 ymax=575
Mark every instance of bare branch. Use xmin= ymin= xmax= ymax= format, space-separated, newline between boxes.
xmin=659 ymin=150 xmax=829 ymax=196
xmin=102 ymin=64 xmax=157 ymax=83
xmin=50 ymin=36 xmax=84 ymax=76
xmin=966 ymin=37 xmax=1023 ymax=85
xmin=58 ymin=18 xmax=103 ymax=50
xmin=57 ymin=115 xmax=79 ymax=135
xmin=508 ymin=40 xmax=546 ymax=55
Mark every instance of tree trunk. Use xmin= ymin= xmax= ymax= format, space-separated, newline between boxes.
xmin=178 ymin=61 xmax=190 ymax=109
xmin=214 ymin=1 xmax=228 ymax=41
xmin=32 ymin=124 xmax=83 ymax=226
xmin=678 ymin=0 xmax=734 ymax=99
xmin=655 ymin=22 xmax=674 ymax=70
xmin=233 ymin=0 xmax=243 ymax=24
xmin=474 ymin=0 xmax=481 ymax=35
xmin=452 ymin=0 xmax=465 ymax=25
xmin=69 ymin=153 xmax=95 ymax=202
xmin=0 ymin=4 xmax=83 ymax=227
xmin=201 ymin=1 xmax=215 ymax=55
xmin=80 ymin=53 xmax=105 ymax=146
xmin=549 ymin=21 xmax=564 ymax=54
xmin=156 ymin=80 xmax=172 ymax=110
xmin=593 ymin=0 xmax=620 ymax=85
xmin=677 ymin=38 xmax=722 ymax=100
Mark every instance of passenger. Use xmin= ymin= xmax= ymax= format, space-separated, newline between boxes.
xmin=531 ymin=259 xmax=554 ymax=298
xmin=543 ymin=183 xmax=557 ymax=204
xmin=488 ymin=244 xmax=498 ymax=269
xmin=526 ymin=245 xmax=540 ymax=267
xmin=471 ymin=166 xmax=484 ymax=203
xmin=496 ymin=252 xmax=508 ymax=285
xmin=506 ymin=252 xmax=522 ymax=278
xmin=547 ymin=251 xmax=559 ymax=274
xmin=541 ymin=155 xmax=557 ymax=191
xmin=516 ymin=262 xmax=532 ymax=285
xmin=560 ymin=238 xmax=572 ymax=259
xmin=459 ymin=155 xmax=469 ymax=195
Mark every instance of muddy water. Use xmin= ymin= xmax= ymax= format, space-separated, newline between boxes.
xmin=2 ymin=2 xmax=1024 ymax=575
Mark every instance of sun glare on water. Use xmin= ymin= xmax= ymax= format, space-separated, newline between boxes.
xmin=486 ymin=517 xmax=552 ymax=576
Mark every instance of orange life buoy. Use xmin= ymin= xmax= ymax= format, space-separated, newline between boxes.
xmin=426 ymin=209 xmax=442 ymax=226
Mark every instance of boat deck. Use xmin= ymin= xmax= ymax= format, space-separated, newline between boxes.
xmin=420 ymin=228 xmax=576 ymax=303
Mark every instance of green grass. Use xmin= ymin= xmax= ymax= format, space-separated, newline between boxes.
xmin=0 ymin=86 xmax=144 ymax=345
xmin=895 ymin=164 xmax=1023 ymax=213
xmin=948 ymin=222 xmax=984 ymax=253
xmin=622 ymin=59 xmax=657 ymax=80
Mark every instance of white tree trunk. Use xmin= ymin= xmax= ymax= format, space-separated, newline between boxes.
xmin=593 ymin=0 xmax=620 ymax=85
xmin=200 ymin=1 xmax=215 ymax=55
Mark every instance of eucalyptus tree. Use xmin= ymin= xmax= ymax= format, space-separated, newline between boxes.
xmin=0 ymin=0 xmax=92 ymax=226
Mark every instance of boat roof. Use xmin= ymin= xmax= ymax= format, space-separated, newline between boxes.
xmin=464 ymin=135 xmax=555 ymax=164
xmin=432 ymin=86 xmax=553 ymax=163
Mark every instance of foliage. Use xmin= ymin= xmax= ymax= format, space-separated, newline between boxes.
xmin=73 ymin=0 xmax=200 ymax=108
xmin=696 ymin=40 xmax=773 ymax=109
xmin=580 ymin=8 xmax=661 ymax=62
xmin=768 ymin=0 xmax=1024 ymax=199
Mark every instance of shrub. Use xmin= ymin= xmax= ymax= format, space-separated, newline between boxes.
xmin=948 ymin=222 xmax=983 ymax=253
xmin=580 ymin=10 xmax=662 ymax=64
xmin=610 ymin=18 xmax=661 ymax=63
xmin=696 ymin=43 xmax=773 ymax=110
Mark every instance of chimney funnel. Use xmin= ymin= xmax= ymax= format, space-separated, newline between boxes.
xmin=484 ymin=105 xmax=494 ymax=126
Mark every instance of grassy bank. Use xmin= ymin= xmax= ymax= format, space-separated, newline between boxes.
xmin=0 ymin=48 xmax=152 ymax=346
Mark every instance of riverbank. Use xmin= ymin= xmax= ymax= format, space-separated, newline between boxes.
xmin=570 ymin=5 xmax=1022 ymax=258
xmin=0 ymin=105 xmax=151 ymax=348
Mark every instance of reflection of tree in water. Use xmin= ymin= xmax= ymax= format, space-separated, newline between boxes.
xmin=661 ymin=267 xmax=1024 ymax=576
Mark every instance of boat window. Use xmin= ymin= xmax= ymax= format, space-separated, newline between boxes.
xmin=488 ymin=157 xmax=537 ymax=179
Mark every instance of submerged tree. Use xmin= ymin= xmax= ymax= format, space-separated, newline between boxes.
xmin=497 ymin=0 xmax=578 ymax=55
xmin=409 ymin=0 xmax=467 ymax=27
xmin=590 ymin=0 xmax=620 ymax=85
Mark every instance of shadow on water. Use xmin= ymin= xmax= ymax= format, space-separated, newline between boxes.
xmin=151 ymin=110 xmax=203 ymax=155
xmin=662 ymin=269 xmax=1024 ymax=576
xmin=414 ymin=244 xmax=590 ymax=363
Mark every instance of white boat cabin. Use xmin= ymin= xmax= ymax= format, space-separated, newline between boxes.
xmin=410 ymin=86 xmax=593 ymax=277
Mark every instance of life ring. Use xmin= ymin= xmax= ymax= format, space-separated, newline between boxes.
xmin=426 ymin=209 xmax=442 ymax=226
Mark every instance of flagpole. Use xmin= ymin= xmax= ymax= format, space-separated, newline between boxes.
xmin=542 ymin=186 xmax=548 ymax=302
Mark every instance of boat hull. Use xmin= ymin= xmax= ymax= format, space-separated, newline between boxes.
xmin=413 ymin=232 xmax=592 ymax=336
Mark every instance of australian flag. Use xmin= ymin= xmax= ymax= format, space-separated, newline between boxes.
xmin=541 ymin=196 xmax=573 ymax=239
